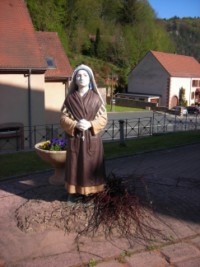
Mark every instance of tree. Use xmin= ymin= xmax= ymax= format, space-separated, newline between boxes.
xmin=179 ymin=87 xmax=187 ymax=106
xmin=26 ymin=0 xmax=189 ymax=83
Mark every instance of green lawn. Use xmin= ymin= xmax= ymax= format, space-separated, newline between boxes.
xmin=0 ymin=130 xmax=199 ymax=180
xmin=0 ymin=151 xmax=51 ymax=179
xmin=106 ymin=104 xmax=145 ymax=112
xmin=104 ymin=131 xmax=200 ymax=158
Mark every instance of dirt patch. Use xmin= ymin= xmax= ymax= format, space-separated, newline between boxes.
xmin=15 ymin=175 xmax=164 ymax=245
xmin=14 ymin=185 xmax=91 ymax=234
xmin=15 ymin=197 xmax=95 ymax=233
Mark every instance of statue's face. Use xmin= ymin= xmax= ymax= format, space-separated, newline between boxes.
xmin=75 ymin=70 xmax=90 ymax=88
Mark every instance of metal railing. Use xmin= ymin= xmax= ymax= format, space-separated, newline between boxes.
xmin=1 ymin=112 xmax=200 ymax=152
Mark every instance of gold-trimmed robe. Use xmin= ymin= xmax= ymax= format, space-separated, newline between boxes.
xmin=60 ymin=90 xmax=107 ymax=195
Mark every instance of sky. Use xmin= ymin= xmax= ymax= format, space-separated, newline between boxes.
xmin=148 ymin=0 xmax=200 ymax=19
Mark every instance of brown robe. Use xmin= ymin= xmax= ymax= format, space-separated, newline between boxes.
xmin=60 ymin=90 xmax=107 ymax=195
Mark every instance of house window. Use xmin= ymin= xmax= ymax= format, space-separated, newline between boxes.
xmin=192 ymin=80 xmax=199 ymax=87
xmin=46 ymin=57 xmax=56 ymax=68
xmin=191 ymin=92 xmax=195 ymax=99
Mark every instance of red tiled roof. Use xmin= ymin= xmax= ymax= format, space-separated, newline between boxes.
xmin=0 ymin=0 xmax=46 ymax=70
xmin=151 ymin=50 xmax=200 ymax=77
xmin=36 ymin=32 xmax=73 ymax=79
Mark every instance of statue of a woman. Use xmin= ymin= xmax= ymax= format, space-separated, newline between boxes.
xmin=60 ymin=64 xmax=107 ymax=200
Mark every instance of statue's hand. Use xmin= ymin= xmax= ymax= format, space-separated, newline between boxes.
xmin=76 ymin=121 xmax=84 ymax=131
xmin=76 ymin=119 xmax=91 ymax=131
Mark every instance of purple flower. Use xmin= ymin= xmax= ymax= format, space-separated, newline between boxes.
xmin=41 ymin=138 xmax=67 ymax=151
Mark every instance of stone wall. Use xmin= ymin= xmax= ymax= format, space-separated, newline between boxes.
xmin=107 ymin=96 xmax=156 ymax=109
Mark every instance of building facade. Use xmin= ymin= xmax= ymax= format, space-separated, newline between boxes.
xmin=128 ymin=51 xmax=200 ymax=108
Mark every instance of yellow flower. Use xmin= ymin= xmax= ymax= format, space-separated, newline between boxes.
xmin=40 ymin=140 xmax=50 ymax=150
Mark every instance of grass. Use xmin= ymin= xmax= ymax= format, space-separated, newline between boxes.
xmin=0 ymin=130 xmax=199 ymax=180
xmin=104 ymin=130 xmax=200 ymax=159
xmin=0 ymin=151 xmax=51 ymax=179
xmin=106 ymin=104 xmax=145 ymax=112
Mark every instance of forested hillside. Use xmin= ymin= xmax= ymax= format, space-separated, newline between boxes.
xmin=25 ymin=0 xmax=200 ymax=91
xmin=161 ymin=17 xmax=200 ymax=62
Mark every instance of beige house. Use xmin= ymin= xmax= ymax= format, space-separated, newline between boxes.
xmin=0 ymin=0 xmax=73 ymax=150
xmin=128 ymin=51 xmax=200 ymax=108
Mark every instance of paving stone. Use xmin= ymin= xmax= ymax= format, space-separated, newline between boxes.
xmin=161 ymin=243 xmax=200 ymax=264
xmin=161 ymin=218 xmax=196 ymax=239
xmin=186 ymin=222 xmax=200 ymax=234
xmin=15 ymin=253 xmax=84 ymax=267
xmin=97 ymin=260 xmax=129 ymax=267
xmin=77 ymin=236 xmax=129 ymax=261
xmin=190 ymin=236 xmax=200 ymax=250
xmin=174 ymin=257 xmax=200 ymax=267
xmin=152 ymin=216 xmax=196 ymax=242
xmin=125 ymin=251 xmax=169 ymax=267
xmin=0 ymin=259 xmax=5 ymax=267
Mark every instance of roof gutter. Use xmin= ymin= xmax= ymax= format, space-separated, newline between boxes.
xmin=0 ymin=67 xmax=46 ymax=74
xmin=45 ymin=76 xmax=72 ymax=81
xmin=0 ymin=67 xmax=46 ymax=70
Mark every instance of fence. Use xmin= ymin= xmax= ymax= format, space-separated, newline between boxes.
xmin=1 ymin=112 xmax=200 ymax=152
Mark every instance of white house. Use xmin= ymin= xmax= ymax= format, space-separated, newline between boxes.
xmin=128 ymin=50 xmax=200 ymax=108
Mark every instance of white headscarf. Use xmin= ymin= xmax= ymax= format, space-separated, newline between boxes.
xmin=68 ymin=64 xmax=104 ymax=104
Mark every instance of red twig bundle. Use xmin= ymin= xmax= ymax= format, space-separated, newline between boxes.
xmin=77 ymin=173 xmax=163 ymax=246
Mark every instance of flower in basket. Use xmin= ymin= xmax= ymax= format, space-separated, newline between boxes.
xmin=40 ymin=138 xmax=67 ymax=151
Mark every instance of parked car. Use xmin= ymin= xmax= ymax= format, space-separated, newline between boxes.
xmin=187 ymin=106 xmax=200 ymax=115
xmin=171 ymin=106 xmax=188 ymax=115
